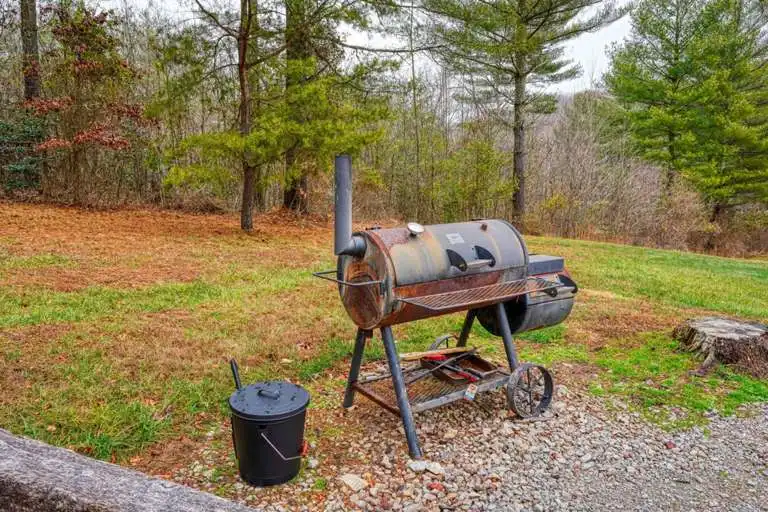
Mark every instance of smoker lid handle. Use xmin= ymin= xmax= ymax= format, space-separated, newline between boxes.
xmin=447 ymin=246 xmax=496 ymax=272
xmin=465 ymin=259 xmax=494 ymax=270
xmin=558 ymin=273 xmax=579 ymax=294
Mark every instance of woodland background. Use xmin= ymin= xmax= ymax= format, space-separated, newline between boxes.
xmin=1 ymin=0 xmax=767 ymax=255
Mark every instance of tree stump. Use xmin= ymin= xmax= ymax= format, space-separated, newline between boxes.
xmin=673 ymin=317 xmax=768 ymax=377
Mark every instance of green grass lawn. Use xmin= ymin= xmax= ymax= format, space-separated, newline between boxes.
xmin=527 ymin=236 xmax=768 ymax=319
xmin=0 ymin=206 xmax=766 ymax=466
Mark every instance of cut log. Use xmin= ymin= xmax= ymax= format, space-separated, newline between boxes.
xmin=0 ymin=428 xmax=257 ymax=512
xmin=673 ymin=317 xmax=768 ymax=377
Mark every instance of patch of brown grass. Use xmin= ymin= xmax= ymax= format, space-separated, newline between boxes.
xmin=0 ymin=202 xmax=333 ymax=291
xmin=0 ymin=202 xmax=330 ymax=253
xmin=0 ymin=324 xmax=74 ymax=405
xmin=565 ymin=289 xmax=685 ymax=349
xmin=1 ymin=264 xmax=201 ymax=292
xmin=136 ymin=382 xmax=379 ymax=509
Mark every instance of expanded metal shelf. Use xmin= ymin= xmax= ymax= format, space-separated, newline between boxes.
xmin=353 ymin=363 xmax=510 ymax=415
xmin=396 ymin=277 xmax=559 ymax=312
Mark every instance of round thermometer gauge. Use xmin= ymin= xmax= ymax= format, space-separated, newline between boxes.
xmin=407 ymin=222 xmax=425 ymax=235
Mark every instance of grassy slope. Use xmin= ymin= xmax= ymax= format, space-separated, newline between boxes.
xmin=525 ymin=236 xmax=768 ymax=429
xmin=0 ymin=205 xmax=766 ymax=465
xmin=527 ymin=236 xmax=768 ymax=319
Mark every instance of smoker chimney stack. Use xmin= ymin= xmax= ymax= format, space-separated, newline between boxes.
xmin=334 ymin=155 xmax=366 ymax=257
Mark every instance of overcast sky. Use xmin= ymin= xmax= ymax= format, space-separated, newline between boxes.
xmin=108 ymin=0 xmax=633 ymax=93
xmin=555 ymin=13 xmax=632 ymax=92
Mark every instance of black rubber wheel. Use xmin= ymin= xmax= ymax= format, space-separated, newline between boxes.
xmin=506 ymin=363 xmax=554 ymax=418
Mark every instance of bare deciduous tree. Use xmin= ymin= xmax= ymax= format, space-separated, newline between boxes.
xmin=19 ymin=0 xmax=39 ymax=100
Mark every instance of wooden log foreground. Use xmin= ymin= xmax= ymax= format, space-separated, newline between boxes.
xmin=673 ymin=316 xmax=768 ymax=376
xmin=0 ymin=428 xmax=257 ymax=512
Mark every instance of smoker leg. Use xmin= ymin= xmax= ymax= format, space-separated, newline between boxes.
xmin=343 ymin=329 xmax=369 ymax=408
xmin=457 ymin=310 xmax=477 ymax=347
xmin=496 ymin=302 xmax=519 ymax=371
xmin=381 ymin=326 xmax=423 ymax=459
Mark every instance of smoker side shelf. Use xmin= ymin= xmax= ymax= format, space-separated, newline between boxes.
xmin=353 ymin=365 xmax=510 ymax=415
xmin=396 ymin=277 xmax=559 ymax=312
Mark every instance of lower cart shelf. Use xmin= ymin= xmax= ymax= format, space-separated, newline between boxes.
xmin=353 ymin=364 xmax=510 ymax=415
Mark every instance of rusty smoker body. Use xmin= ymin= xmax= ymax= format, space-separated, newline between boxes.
xmin=315 ymin=155 xmax=577 ymax=458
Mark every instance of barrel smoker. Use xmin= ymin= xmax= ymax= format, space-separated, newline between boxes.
xmin=315 ymin=155 xmax=578 ymax=458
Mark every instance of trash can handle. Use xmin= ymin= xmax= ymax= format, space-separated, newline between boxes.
xmin=260 ymin=432 xmax=308 ymax=461
xmin=258 ymin=389 xmax=280 ymax=399
xmin=230 ymin=359 xmax=242 ymax=390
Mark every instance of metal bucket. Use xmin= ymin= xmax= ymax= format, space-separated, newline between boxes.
xmin=228 ymin=360 xmax=310 ymax=486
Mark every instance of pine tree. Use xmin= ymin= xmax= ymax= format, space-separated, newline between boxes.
xmin=425 ymin=0 xmax=626 ymax=225
xmin=280 ymin=0 xmax=392 ymax=212
xmin=190 ymin=0 xmax=391 ymax=222
xmin=605 ymin=0 xmax=711 ymax=193
xmin=683 ymin=0 xmax=768 ymax=211
xmin=607 ymin=0 xmax=768 ymax=215
xmin=165 ymin=0 xmax=390 ymax=224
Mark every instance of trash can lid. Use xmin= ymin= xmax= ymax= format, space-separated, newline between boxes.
xmin=229 ymin=381 xmax=310 ymax=422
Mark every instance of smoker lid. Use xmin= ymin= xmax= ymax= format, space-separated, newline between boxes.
xmin=367 ymin=219 xmax=529 ymax=287
xmin=229 ymin=381 xmax=310 ymax=422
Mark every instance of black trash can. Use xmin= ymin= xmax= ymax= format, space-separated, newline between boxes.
xmin=228 ymin=372 xmax=310 ymax=486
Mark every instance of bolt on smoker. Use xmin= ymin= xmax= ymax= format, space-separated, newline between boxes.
xmin=315 ymin=155 xmax=577 ymax=458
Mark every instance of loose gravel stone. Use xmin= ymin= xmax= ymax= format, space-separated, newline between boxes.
xmin=338 ymin=474 xmax=367 ymax=492
xmin=324 ymin=391 xmax=768 ymax=511
xmin=425 ymin=462 xmax=445 ymax=475
xmin=407 ymin=460 xmax=427 ymax=473
xmin=173 ymin=382 xmax=768 ymax=511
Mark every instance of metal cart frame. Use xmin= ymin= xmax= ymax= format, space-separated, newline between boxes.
xmin=343 ymin=303 xmax=521 ymax=460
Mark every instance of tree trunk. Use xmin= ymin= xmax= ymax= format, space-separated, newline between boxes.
xmin=704 ymin=202 xmax=723 ymax=251
xmin=20 ymin=0 xmax=40 ymax=100
xmin=283 ymin=148 xmax=308 ymax=212
xmin=282 ymin=0 xmax=311 ymax=213
xmin=409 ymin=0 xmax=421 ymax=219
xmin=512 ymin=73 xmax=526 ymax=228
xmin=282 ymin=159 xmax=309 ymax=212
xmin=238 ymin=0 xmax=255 ymax=231
xmin=241 ymin=162 xmax=256 ymax=230
xmin=254 ymin=164 xmax=265 ymax=211
xmin=664 ymin=131 xmax=677 ymax=197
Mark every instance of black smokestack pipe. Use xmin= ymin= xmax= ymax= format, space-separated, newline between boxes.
xmin=334 ymin=155 xmax=366 ymax=257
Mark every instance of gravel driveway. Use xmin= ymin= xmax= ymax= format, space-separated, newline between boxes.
xmin=316 ymin=387 xmax=768 ymax=512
